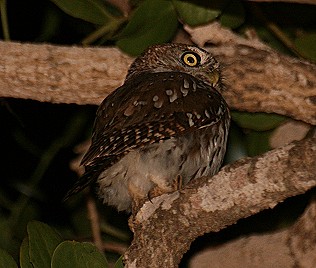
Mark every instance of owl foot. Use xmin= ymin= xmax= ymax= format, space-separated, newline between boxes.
xmin=147 ymin=175 xmax=183 ymax=203
xmin=173 ymin=174 xmax=183 ymax=191
xmin=147 ymin=186 xmax=169 ymax=203
xmin=131 ymin=195 xmax=148 ymax=215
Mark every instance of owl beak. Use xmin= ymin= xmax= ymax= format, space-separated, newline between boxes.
xmin=208 ymin=70 xmax=220 ymax=87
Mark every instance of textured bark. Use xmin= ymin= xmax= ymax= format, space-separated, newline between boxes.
xmin=184 ymin=23 xmax=316 ymax=125
xmin=0 ymin=40 xmax=315 ymax=124
xmin=190 ymin=197 xmax=316 ymax=268
xmin=0 ymin=41 xmax=132 ymax=104
xmin=124 ymin=135 xmax=316 ymax=267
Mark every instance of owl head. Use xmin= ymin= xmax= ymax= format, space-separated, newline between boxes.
xmin=126 ymin=43 xmax=222 ymax=91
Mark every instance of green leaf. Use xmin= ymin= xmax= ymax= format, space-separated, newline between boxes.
xmin=27 ymin=221 xmax=63 ymax=268
xmin=116 ymin=0 xmax=178 ymax=56
xmin=20 ymin=238 xmax=33 ymax=268
xmin=36 ymin=7 xmax=62 ymax=42
xmin=231 ymin=112 xmax=286 ymax=131
xmin=0 ymin=217 xmax=12 ymax=251
xmin=114 ymin=255 xmax=124 ymax=268
xmin=173 ymin=0 xmax=221 ymax=26
xmin=246 ymin=130 xmax=272 ymax=156
xmin=13 ymin=202 xmax=40 ymax=241
xmin=294 ymin=33 xmax=316 ymax=61
xmin=224 ymin=124 xmax=247 ymax=163
xmin=51 ymin=241 xmax=108 ymax=268
xmin=255 ymin=27 xmax=290 ymax=54
xmin=50 ymin=0 xmax=113 ymax=25
xmin=220 ymin=1 xmax=245 ymax=29
xmin=0 ymin=248 xmax=17 ymax=268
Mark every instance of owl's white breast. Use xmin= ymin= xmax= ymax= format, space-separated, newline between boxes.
xmin=97 ymin=120 xmax=228 ymax=212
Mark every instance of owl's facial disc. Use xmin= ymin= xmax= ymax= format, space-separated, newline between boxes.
xmin=126 ymin=43 xmax=221 ymax=90
xmin=180 ymin=47 xmax=221 ymax=88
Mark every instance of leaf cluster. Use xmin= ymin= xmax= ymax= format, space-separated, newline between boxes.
xmin=0 ymin=221 xmax=123 ymax=268
xmin=48 ymin=0 xmax=246 ymax=55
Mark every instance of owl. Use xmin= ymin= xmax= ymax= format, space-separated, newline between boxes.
xmin=66 ymin=43 xmax=230 ymax=212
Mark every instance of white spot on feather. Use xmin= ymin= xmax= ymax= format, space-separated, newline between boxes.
xmin=169 ymin=92 xmax=178 ymax=102
xmin=205 ymin=109 xmax=211 ymax=118
xmin=180 ymin=87 xmax=189 ymax=97
xmin=183 ymin=79 xmax=189 ymax=89
xmin=166 ymin=89 xmax=173 ymax=96
xmin=186 ymin=113 xmax=194 ymax=127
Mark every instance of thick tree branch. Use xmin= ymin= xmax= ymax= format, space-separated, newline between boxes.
xmin=184 ymin=23 xmax=316 ymax=125
xmin=190 ymin=197 xmax=316 ymax=267
xmin=0 ymin=38 xmax=315 ymax=124
xmin=124 ymin=134 xmax=316 ymax=267
xmin=0 ymin=41 xmax=132 ymax=105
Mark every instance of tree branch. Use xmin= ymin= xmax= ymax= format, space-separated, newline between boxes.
xmin=124 ymin=134 xmax=316 ymax=267
xmin=0 ymin=41 xmax=132 ymax=105
xmin=190 ymin=196 xmax=316 ymax=267
xmin=0 ymin=38 xmax=315 ymax=124
xmin=184 ymin=22 xmax=316 ymax=125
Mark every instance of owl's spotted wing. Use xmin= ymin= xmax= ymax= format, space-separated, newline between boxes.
xmin=83 ymin=71 xmax=227 ymax=164
xmin=65 ymin=72 xmax=228 ymax=199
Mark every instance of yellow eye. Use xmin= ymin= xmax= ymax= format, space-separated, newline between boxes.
xmin=181 ymin=52 xmax=201 ymax=67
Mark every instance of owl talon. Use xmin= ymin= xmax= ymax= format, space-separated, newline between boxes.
xmin=173 ymin=174 xmax=183 ymax=191
xmin=147 ymin=175 xmax=183 ymax=202
xmin=131 ymin=196 xmax=147 ymax=214
xmin=147 ymin=192 xmax=154 ymax=204
xmin=147 ymin=186 xmax=167 ymax=201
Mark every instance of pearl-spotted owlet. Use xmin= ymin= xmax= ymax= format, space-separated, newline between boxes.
xmin=65 ymin=43 xmax=230 ymax=212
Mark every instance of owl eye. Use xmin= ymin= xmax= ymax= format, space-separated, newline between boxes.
xmin=181 ymin=52 xmax=201 ymax=67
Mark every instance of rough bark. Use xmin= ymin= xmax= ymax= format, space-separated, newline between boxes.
xmin=124 ymin=135 xmax=316 ymax=267
xmin=190 ymin=197 xmax=316 ymax=268
xmin=0 ymin=41 xmax=132 ymax=105
xmin=184 ymin=23 xmax=316 ymax=125
xmin=0 ymin=39 xmax=315 ymax=124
